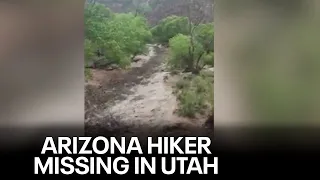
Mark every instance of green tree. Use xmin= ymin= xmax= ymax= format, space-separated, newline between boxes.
xmin=151 ymin=15 xmax=189 ymax=43
xmin=195 ymin=23 xmax=214 ymax=53
xmin=84 ymin=3 xmax=152 ymax=69
xmin=113 ymin=13 xmax=152 ymax=56
xmin=151 ymin=13 xmax=214 ymax=73
xmin=167 ymin=22 xmax=214 ymax=73
xmin=85 ymin=3 xmax=113 ymax=41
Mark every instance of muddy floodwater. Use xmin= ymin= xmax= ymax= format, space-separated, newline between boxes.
xmin=85 ymin=44 xmax=208 ymax=136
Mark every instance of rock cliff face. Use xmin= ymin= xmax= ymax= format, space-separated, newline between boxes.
xmin=94 ymin=0 xmax=214 ymax=25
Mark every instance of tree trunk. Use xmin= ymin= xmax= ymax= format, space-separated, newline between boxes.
xmin=184 ymin=56 xmax=195 ymax=73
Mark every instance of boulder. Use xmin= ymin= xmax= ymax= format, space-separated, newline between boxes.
xmin=106 ymin=64 xmax=120 ymax=71
xmin=132 ymin=55 xmax=142 ymax=62
xmin=132 ymin=55 xmax=148 ymax=62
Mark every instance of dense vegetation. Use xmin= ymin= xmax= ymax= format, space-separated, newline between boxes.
xmin=84 ymin=3 xmax=151 ymax=78
xmin=150 ymin=14 xmax=214 ymax=72
xmin=150 ymin=14 xmax=214 ymax=117
xmin=174 ymin=72 xmax=214 ymax=117
xmin=151 ymin=16 xmax=189 ymax=43
xmin=85 ymin=1 xmax=214 ymax=119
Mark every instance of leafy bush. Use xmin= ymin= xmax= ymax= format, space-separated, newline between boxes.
xmin=195 ymin=23 xmax=214 ymax=52
xmin=85 ymin=68 xmax=92 ymax=81
xmin=167 ymin=33 xmax=213 ymax=72
xmin=84 ymin=39 xmax=96 ymax=66
xmin=113 ymin=13 xmax=152 ymax=56
xmin=176 ymin=78 xmax=190 ymax=90
xmin=85 ymin=3 xmax=113 ymax=42
xmin=84 ymin=3 xmax=152 ymax=68
xmin=151 ymin=15 xmax=189 ymax=43
xmin=167 ymin=34 xmax=192 ymax=70
xmin=202 ymin=52 xmax=214 ymax=66
xmin=175 ymin=75 xmax=213 ymax=117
